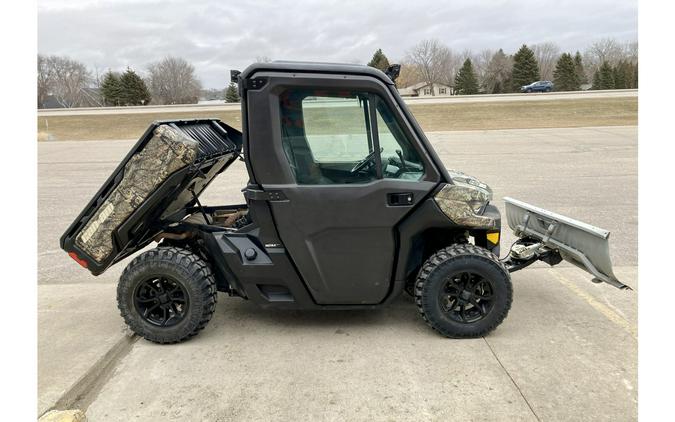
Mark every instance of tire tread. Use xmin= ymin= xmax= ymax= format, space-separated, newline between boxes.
xmin=414 ymin=243 xmax=512 ymax=338
xmin=117 ymin=246 xmax=217 ymax=344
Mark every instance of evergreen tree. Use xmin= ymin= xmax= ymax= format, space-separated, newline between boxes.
xmin=553 ymin=53 xmax=580 ymax=91
xmin=613 ymin=60 xmax=633 ymax=89
xmin=100 ymin=71 xmax=122 ymax=106
xmin=597 ymin=61 xmax=615 ymax=89
xmin=623 ymin=62 xmax=636 ymax=89
xmin=367 ymin=48 xmax=390 ymax=72
xmin=511 ymin=44 xmax=540 ymax=90
xmin=453 ymin=58 xmax=479 ymax=95
xmin=591 ymin=70 xmax=601 ymax=90
xmin=119 ymin=68 xmax=151 ymax=105
xmin=224 ymin=82 xmax=240 ymax=103
xmin=612 ymin=60 xmax=626 ymax=89
xmin=632 ymin=62 xmax=638 ymax=88
xmin=573 ymin=51 xmax=587 ymax=84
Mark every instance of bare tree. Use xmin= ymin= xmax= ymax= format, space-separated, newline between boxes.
xmin=458 ymin=49 xmax=473 ymax=63
xmin=37 ymin=55 xmax=93 ymax=108
xmin=37 ymin=55 xmax=54 ymax=108
xmin=396 ymin=61 xmax=423 ymax=88
xmin=52 ymin=57 xmax=92 ymax=107
xmin=255 ymin=56 xmax=272 ymax=63
xmin=405 ymin=39 xmax=453 ymax=95
xmin=146 ymin=56 xmax=202 ymax=105
xmin=92 ymin=64 xmax=104 ymax=89
xmin=624 ymin=41 xmax=638 ymax=64
xmin=532 ymin=42 xmax=561 ymax=81
xmin=472 ymin=49 xmax=494 ymax=91
xmin=582 ymin=40 xmax=637 ymax=89
xmin=583 ymin=38 xmax=630 ymax=82
xmin=437 ymin=49 xmax=470 ymax=87
xmin=483 ymin=49 xmax=513 ymax=93
xmin=585 ymin=38 xmax=624 ymax=68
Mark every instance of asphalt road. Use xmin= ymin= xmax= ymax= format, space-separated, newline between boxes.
xmin=36 ymin=89 xmax=638 ymax=116
xmin=38 ymin=126 xmax=637 ymax=420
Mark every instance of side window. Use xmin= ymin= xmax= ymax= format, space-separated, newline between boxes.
xmin=303 ymin=96 xmax=370 ymax=163
xmin=375 ymin=101 xmax=424 ymax=181
xmin=279 ymin=90 xmax=377 ymax=185
xmin=278 ymin=88 xmax=424 ymax=184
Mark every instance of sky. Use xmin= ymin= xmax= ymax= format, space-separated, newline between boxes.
xmin=38 ymin=0 xmax=638 ymax=89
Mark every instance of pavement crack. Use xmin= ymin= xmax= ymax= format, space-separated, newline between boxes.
xmin=41 ymin=333 xmax=139 ymax=417
xmin=483 ymin=337 xmax=541 ymax=422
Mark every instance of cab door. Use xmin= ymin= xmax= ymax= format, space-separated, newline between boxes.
xmin=245 ymin=76 xmax=440 ymax=305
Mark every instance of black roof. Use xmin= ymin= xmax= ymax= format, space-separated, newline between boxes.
xmin=240 ymin=60 xmax=394 ymax=86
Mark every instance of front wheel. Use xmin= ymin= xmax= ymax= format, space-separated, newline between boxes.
xmin=414 ymin=244 xmax=512 ymax=338
xmin=117 ymin=247 xmax=217 ymax=344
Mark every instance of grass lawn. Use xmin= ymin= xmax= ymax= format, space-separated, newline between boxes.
xmin=37 ymin=97 xmax=637 ymax=141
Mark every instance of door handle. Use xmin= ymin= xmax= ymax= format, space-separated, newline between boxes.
xmin=387 ymin=192 xmax=414 ymax=206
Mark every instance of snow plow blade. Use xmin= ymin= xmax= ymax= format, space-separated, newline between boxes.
xmin=504 ymin=197 xmax=627 ymax=289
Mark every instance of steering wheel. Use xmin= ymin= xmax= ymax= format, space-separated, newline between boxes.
xmin=350 ymin=147 xmax=383 ymax=174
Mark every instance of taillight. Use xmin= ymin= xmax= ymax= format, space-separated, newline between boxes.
xmin=68 ymin=251 xmax=88 ymax=268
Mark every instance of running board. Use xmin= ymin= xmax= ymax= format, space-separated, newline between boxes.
xmin=503 ymin=197 xmax=628 ymax=290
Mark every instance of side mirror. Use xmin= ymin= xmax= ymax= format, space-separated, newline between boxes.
xmin=230 ymin=69 xmax=241 ymax=83
xmin=385 ymin=64 xmax=401 ymax=83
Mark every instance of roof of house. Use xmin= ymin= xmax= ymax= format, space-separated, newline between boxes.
xmin=405 ymin=81 xmax=452 ymax=90
xmin=398 ymin=81 xmax=453 ymax=95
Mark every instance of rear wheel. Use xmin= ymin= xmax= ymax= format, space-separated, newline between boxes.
xmin=414 ymin=244 xmax=512 ymax=338
xmin=117 ymin=247 xmax=217 ymax=344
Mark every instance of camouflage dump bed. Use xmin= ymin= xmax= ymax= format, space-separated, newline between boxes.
xmin=60 ymin=119 xmax=242 ymax=275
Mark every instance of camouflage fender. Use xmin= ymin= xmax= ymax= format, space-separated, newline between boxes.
xmin=75 ymin=125 xmax=199 ymax=263
xmin=433 ymin=184 xmax=497 ymax=229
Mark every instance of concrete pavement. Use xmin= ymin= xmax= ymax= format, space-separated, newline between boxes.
xmin=38 ymin=284 xmax=133 ymax=414
xmin=84 ymin=266 xmax=636 ymax=421
xmin=38 ymin=126 xmax=637 ymax=420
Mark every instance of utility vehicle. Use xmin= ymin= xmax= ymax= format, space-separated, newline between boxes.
xmin=61 ymin=61 xmax=627 ymax=343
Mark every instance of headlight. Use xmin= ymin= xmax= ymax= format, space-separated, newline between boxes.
xmin=468 ymin=199 xmax=487 ymax=214
xmin=434 ymin=173 xmax=496 ymax=229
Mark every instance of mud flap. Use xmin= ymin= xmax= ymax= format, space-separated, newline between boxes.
xmin=503 ymin=197 xmax=628 ymax=289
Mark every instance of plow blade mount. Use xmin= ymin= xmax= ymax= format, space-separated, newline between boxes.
xmin=504 ymin=197 xmax=627 ymax=289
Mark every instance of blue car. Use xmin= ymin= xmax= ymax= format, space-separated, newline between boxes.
xmin=520 ymin=80 xmax=554 ymax=93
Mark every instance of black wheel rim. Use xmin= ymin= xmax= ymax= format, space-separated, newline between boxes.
xmin=133 ymin=276 xmax=189 ymax=327
xmin=438 ymin=271 xmax=495 ymax=324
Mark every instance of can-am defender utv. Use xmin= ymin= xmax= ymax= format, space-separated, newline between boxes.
xmin=61 ymin=61 xmax=628 ymax=343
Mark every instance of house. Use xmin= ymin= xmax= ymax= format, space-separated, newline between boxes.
xmin=398 ymin=81 xmax=454 ymax=97
xmin=39 ymin=87 xmax=103 ymax=108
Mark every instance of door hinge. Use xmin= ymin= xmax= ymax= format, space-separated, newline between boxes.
xmin=244 ymin=188 xmax=287 ymax=202
xmin=242 ymin=78 xmax=267 ymax=90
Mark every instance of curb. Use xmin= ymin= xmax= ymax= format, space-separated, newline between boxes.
xmin=38 ymin=410 xmax=87 ymax=422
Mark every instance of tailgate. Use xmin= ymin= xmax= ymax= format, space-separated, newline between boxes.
xmin=60 ymin=118 xmax=242 ymax=275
